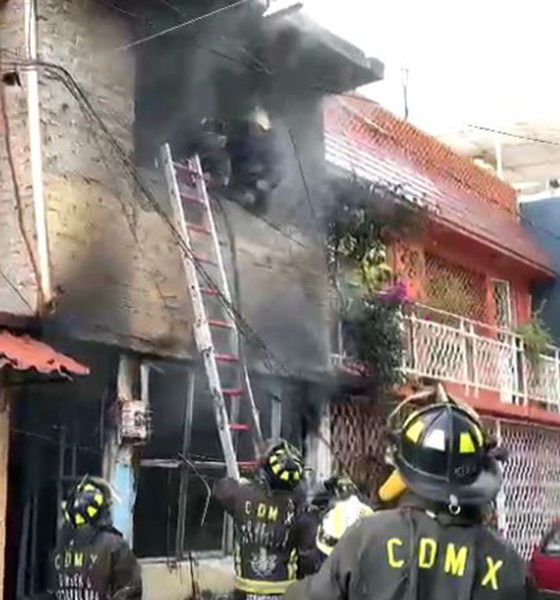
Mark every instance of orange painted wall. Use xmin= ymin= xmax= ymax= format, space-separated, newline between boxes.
xmin=391 ymin=226 xmax=535 ymax=328
xmin=392 ymin=224 xmax=547 ymax=423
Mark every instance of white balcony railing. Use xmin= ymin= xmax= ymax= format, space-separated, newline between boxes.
xmin=403 ymin=306 xmax=560 ymax=410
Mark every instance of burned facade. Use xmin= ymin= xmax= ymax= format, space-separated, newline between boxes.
xmin=0 ymin=0 xmax=383 ymax=598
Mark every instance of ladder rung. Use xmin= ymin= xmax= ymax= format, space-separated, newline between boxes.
xmin=173 ymin=161 xmax=195 ymax=174
xmin=240 ymin=461 xmax=258 ymax=469
xmin=208 ymin=319 xmax=234 ymax=329
xmin=222 ymin=387 xmax=244 ymax=397
xmin=188 ymin=223 xmax=212 ymax=236
xmin=229 ymin=423 xmax=251 ymax=432
xmin=180 ymin=191 xmax=206 ymax=206
xmin=174 ymin=162 xmax=201 ymax=177
xmin=215 ymin=353 xmax=239 ymax=363
xmin=200 ymin=287 xmax=219 ymax=296
xmin=194 ymin=254 xmax=218 ymax=266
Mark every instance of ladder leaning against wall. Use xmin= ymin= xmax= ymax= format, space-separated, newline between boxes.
xmin=160 ymin=143 xmax=263 ymax=480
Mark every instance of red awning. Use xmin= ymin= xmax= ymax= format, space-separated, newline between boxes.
xmin=0 ymin=331 xmax=89 ymax=377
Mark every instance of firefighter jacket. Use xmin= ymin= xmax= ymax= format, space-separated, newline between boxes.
xmin=286 ymin=495 xmax=532 ymax=600
xmin=47 ymin=523 xmax=142 ymax=600
xmin=215 ymin=477 xmax=306 ymax=596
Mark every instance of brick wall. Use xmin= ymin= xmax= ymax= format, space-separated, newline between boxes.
xmin=0 ymin=2 xmax=39 ymax=316
xmin=0 ymin=1 xmax=333 ymax=372
xmin=36 ymin=0 xmax=197 ymax=356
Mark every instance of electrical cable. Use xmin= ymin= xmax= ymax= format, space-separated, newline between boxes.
xmin=10 ymin=427 xmax=101 ymax=456
xmin=92 ymin=0 xmax=138 ymax=17
xmin=109 ymin=0 xmax=250 ymax=54
xmin=467 ymin=124 xmax=560 ymax=148
xmin=153 ymin=0 xmax=185 ymax=17
xmin=1 ymin=57 xmax=296 ymax=380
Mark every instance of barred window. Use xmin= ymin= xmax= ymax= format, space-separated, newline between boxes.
xmin=423 ymin=253 xmax=488 ymax=322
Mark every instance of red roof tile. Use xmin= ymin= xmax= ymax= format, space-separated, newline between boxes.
xmin=324 ymin=95 xmax=554 ymax=276
xmin=0 ymin=331 xmax=90 ymax=377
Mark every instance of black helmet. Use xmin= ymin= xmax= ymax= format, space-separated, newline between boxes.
xmin=390 ymin=387 xmax=502 ymax=509
xmin=261 ymin=440 xmax=303 ymax=490
xmin=63 ymin=476 xmax=112 ymax=528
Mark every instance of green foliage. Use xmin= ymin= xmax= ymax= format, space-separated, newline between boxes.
xmin=328 ymin=176 xmax=426 ymax=389
xmin=515 ymin=315 xmax=553 ymax=372
xmin=342 ymin=297 xmax=406 ymax=389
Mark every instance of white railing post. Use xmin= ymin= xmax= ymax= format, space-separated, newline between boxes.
xmin=554 ymin=347 xmax=560 ymax=411
xmin=410 ymin=313 xmax=418 ymax=372
xmin=511 ymin=333 xmax=520 ymax=405
xmin=459 ymin=318 xmax=469 ymax=395
xmin=519 ymin=338 xmax=529 ymax=406
xmin=470 ymin=322 xmax=479 ymax=398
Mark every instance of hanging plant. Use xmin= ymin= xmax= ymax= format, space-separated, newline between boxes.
xmin=342 ymin=287 xmax=411 ymax=389
xmin=515 ymin=315 xmax=552 ymax=377
xmin=328 ymin=175 xmax=426 ymax=390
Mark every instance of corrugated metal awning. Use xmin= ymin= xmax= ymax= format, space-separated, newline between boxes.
xmin=0 ymin=331 xmax=89 ymax=377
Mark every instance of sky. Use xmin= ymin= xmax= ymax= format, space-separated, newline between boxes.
xmin=303 ymin=0 xmax=560 ymax=134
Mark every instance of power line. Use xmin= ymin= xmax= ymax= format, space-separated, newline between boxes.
xmin=468 ymin=124 xmax=560 ymax=147
xmin=92 ymin=0 xmax=138 ymax=17
xmin=109 ymin=0 xmax=250 ymax=54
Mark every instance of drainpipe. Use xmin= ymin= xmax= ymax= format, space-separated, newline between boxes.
xmin=25 ymin=0 xmax=52 ymax=306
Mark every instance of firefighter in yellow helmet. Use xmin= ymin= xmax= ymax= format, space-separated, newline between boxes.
xmin=286 ymin=387 xmax=534 ymax=600
xmin=215 ymin=440 xmax=306 ymax=600
xmin=315 ymin=475 xmax=374 ymax=558
xmin=47 ymin=476 xmax=142 ymax=599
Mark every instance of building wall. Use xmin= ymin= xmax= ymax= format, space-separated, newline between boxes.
xmin=0 ymin=384 xmax=9 ymax=600
xmin=392 ymin=230 xmax=532 ymax=327
xmin=20 ymin=0 xmax=332 ymax=375
xmin=0 ymin=2 xmax=39 ymax=316
xmin=35 ymin=0 xmax=199 ymax=357
xmin=141 ymin=558 xmax=234 ymax=600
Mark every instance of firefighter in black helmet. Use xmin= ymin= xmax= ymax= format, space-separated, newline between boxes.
xmin=215 ymin=440 xmax=306 ymax=600
xmin=46 ymin=476 xmax=142 ymax=599
xmin=286 ymin=386 xmax=535 ymax=600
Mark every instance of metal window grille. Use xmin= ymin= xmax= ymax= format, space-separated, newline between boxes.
xmin=491 ymin=279 xmax=514 ymax=328
xmin=486 ymin=419 xmax=560 ymax=560
xmin=330 ymin=399 xmax=389 ymax=500
xmin=424 ymin=254 xmax=488 ymax=322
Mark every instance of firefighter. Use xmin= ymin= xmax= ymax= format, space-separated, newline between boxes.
xmin=47 ymin=476 xmax=142 ymax=600
xmin=286 ymin=388 xmax=534 ymax=600
xmin=214 ymin=440 xmax=306 ymax=600
xmin=297 ymin=474 xmax=374 ymax=577
xmin=197 ymin=117 xmax=231 ymax=190
xmin=226 ymin=106 xmax=282 ymax=213
xmin=314 ymin=475 xmax=374 ymax=560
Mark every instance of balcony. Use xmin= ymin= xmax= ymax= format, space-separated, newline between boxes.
xmin=404 ymin=306 xmax=560 ymax=411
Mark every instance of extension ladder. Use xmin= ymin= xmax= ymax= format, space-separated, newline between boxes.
xmin=160 ymin=143 xmax=263 ymax=480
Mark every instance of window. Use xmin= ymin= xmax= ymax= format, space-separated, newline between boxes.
xmin=133 ymin=364 xmax=304 ymax=559
xmin=424 ymin=253 xmax=488 ymax=322
xmin=491 ymin=279 xmax=515 ymax=328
